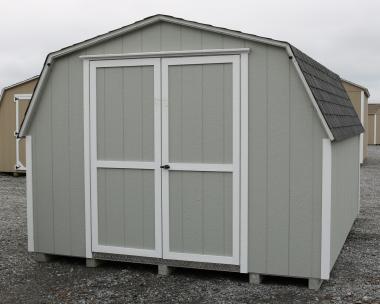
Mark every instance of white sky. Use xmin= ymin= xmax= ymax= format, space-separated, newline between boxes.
xmin=1 ymin=0 xmax=379 ymax=100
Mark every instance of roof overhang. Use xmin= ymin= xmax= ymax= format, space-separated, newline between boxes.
xmin=18 ymin=14 xmax=334 ymax=141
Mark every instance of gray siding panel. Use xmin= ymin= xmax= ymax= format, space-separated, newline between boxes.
xmin=29 ymin=21 xmax=326 ymax=275
xmin=32 ymin=81 xmax=54 ymax=253
xmin=266 ymin=47 xmax=291 ymax=276
xmin=51 ymin=59 xmax=71 ymax=255
xmin=330 ymin=136 xmax=360 ymax=268
xmin=68 ymin=52 xmax=86 ymax=256
xmin=246 ymin=41 xmax=324 ymax=278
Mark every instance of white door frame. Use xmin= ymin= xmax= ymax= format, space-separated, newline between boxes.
xmin=83 ymin=49 xmax=249 ymax=272
xmin=161 ymin=55 xmax=241 ymax=265
xmin=89 ymin=58 xmax=162 ymax=258
xmin=14 ymin=93 xmax=32 ymax=170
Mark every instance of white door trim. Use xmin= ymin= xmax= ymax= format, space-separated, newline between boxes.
xmin=14 ymin=94 xmax=32 ymax=171
xmin=161 ymin=55 xmax=241 ymax=266
xmin=88 ymin=58 xmax=162 ymax=258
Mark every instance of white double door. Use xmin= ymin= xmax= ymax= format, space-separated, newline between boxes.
xmin=90 ymin=55 xmax=240 ymax=265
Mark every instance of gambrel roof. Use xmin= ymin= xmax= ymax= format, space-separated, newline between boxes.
xmin=19 ymin=14 xmax=363 ymax=141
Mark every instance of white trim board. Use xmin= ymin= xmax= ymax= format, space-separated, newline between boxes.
xmin=14 ymin=94 xmax=32 ymax=170
xmin=26 ymin=135 xmax=34 ymax=252
xmin=83 ymin=59 xmax=92 ymax=258
xmin=359 ymin=92 xmax=364 ymax=163
xmin=19 ymin=15 xmax=334 ymax=142
xmin=239 ymin=52 xmax=249 ymax=273
xmin=80 ymin=48 xmax=250 ymax=60
xmin=374 ymin=114 xmax=377 ymax=145
xmin=321 ymin=138 xmax=332 ymax=280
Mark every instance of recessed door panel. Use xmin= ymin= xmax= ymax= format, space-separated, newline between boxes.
xmin=169 ymin=171 xmax=233 ymax=257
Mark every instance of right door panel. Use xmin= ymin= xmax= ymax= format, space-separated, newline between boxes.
xmin=162 ymin=56 xmax=240 ymax=265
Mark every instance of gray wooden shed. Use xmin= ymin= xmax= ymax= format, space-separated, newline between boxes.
xmin=19 ymin=15 xmax=362 ymax=290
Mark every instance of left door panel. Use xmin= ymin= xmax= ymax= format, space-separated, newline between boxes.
xmin=90 ymin=59 xmax=162 ymax=258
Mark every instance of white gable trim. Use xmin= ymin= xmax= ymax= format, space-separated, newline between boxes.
xmin=19 ymin=15 xmax=334 ymax=141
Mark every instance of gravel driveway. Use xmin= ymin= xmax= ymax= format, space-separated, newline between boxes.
xmin=0 ymin=147 xmax=379 ymax=304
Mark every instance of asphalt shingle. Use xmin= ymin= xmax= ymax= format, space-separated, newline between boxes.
xmin=291 ymin=46 xmax=364 ymax=141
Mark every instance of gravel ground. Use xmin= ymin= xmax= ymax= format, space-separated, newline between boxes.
xmin=0 ymin=148 xmax=379 ymax=304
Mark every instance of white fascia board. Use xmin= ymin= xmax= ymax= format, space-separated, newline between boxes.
xmin=286 ymin=46 xmax=334 ymax=141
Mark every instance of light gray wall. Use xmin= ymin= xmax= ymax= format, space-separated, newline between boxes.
xmin=246 ymin=42 xmax=325 ymax=279
xmin=29 ymin=21 xmax=326 ymax=278
xmin=330 ymin=135 xmax=360 ymax=269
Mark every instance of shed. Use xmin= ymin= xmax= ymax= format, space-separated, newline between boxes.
xmin=19 ymin=15 xmax=363 ymax=290
xmin=368 ymin=103 xmax=380 ymax=144
xmin=0 ymin=76 xmax=38 ymax=173
xmin=342 ymin=79 xmax=370 ymax=163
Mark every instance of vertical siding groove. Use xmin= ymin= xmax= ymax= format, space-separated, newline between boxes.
xmin=265 ymin=46 xmax=269 ymax=273
xmin=121 ymin=68 xmax=126 ymax=246
xmin=67 ymin=59 xmax=72 ymax=255
xmin=288 ymin=60 xmax=292 ymax=275
xmin=201 ymin=67 xmax=205 ymax=254
xmin=50 ymin=78 xmax=56 ymax=252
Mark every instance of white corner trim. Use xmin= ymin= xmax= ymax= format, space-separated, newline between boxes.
xmin=374 ymin=114 xmax=377 ymax=145
xmin=286 ymin=46 xmax=334 ymax=141
xmin=321 ymin=138 xmax=332 ymax=280
xmin=26 ymin=135 xmax=34 ymax=252
xmin=359 ymin=91 xmax=364 ymax=163
xmin=358 ymin=136 xmax=361 ymax=215
xmin=240 ymin=52 xmax=249 ymax=273
xmin=83 ymin=59 xmax=92 ymax=258
xmin=14 ymin=94 xmax=32 ymax=170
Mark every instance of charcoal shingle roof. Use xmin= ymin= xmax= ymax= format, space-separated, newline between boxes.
xmin=291 ymin=46 xmax=364 ymax=141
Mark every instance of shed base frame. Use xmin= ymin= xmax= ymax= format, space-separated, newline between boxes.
xmin=92 ymin=252 xmax=240 ymax=273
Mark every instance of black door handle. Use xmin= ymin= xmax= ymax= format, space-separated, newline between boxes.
xmin=160 ymin=164 xmax=170 ymax=169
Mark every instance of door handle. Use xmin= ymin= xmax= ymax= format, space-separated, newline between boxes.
xmin=160 ymin=164 xmax=170 ymax=169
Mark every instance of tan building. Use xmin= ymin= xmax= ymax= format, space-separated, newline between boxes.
xmin=342 ymin=79 xmax=370 ymax=163
xmin=0 ymin=76 xmax=38 ymax=173
xmin=368 ymin=103 xmax=380 ymax=145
